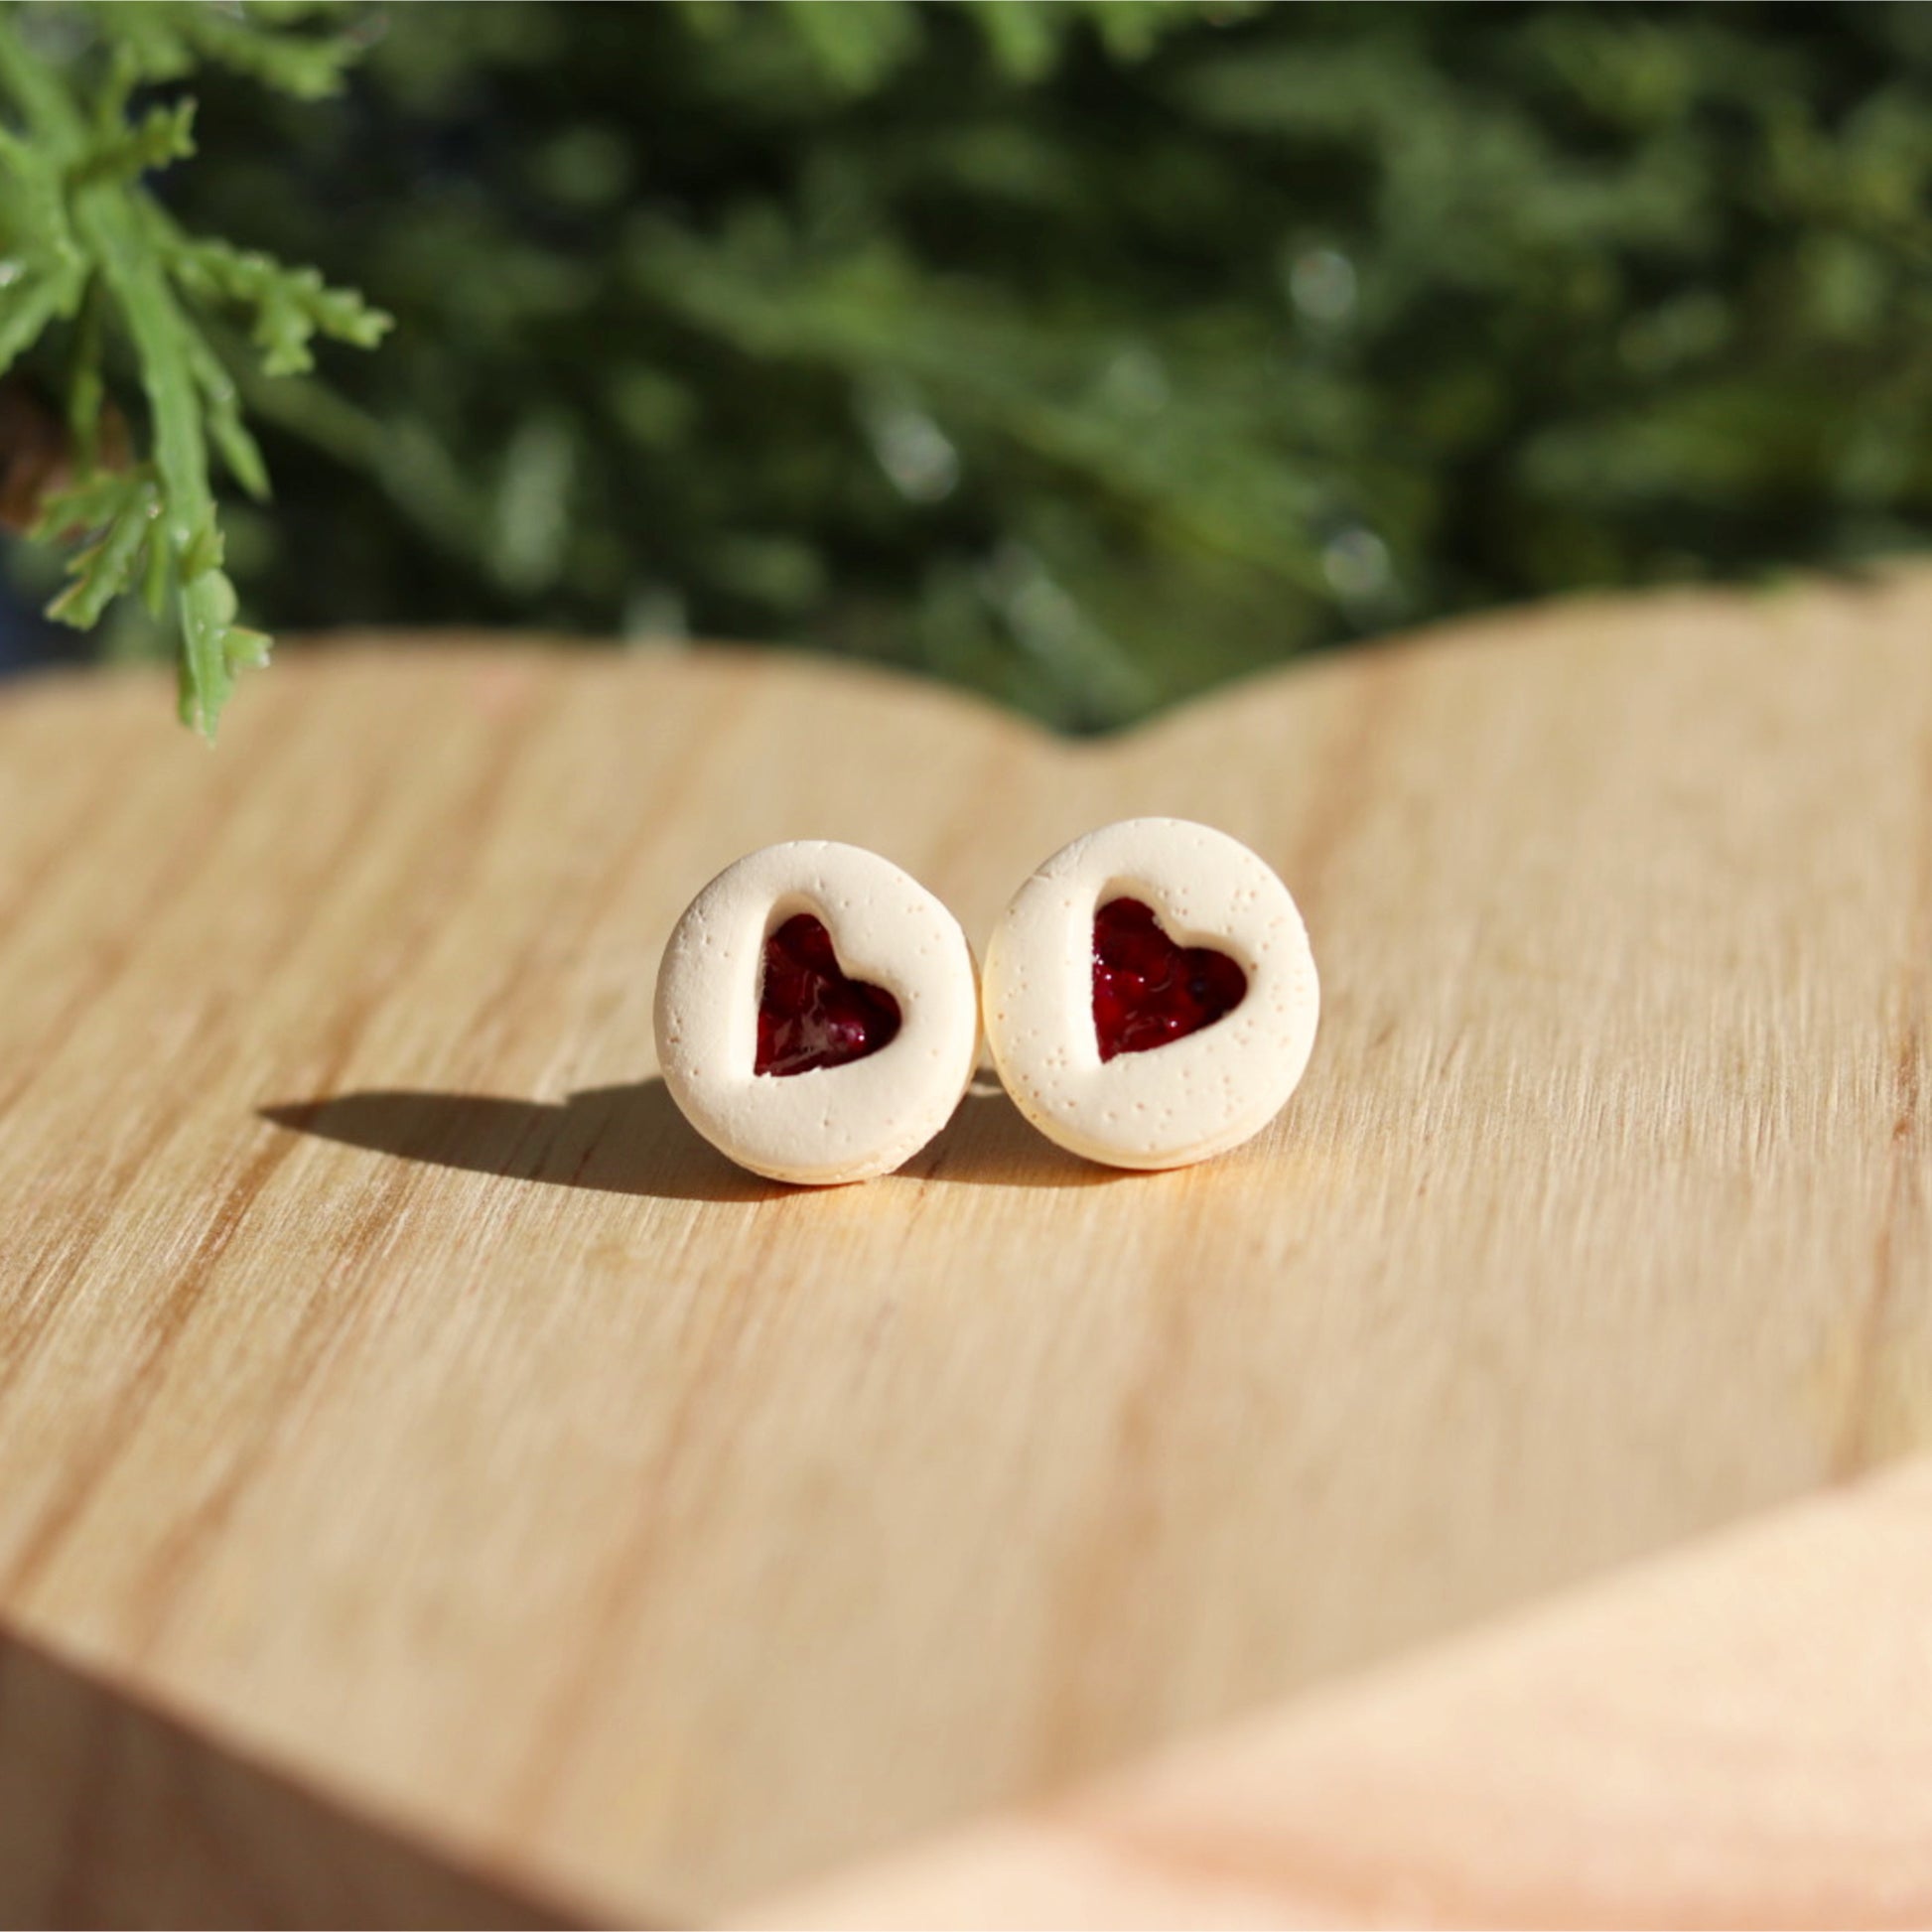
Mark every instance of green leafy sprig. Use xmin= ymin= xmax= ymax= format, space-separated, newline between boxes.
xmin=0 ymin=1 xmax=388 ymax=735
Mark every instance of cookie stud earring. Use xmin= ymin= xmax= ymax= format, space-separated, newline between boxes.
xmin=654 ymin=841 xmax=980 ymax=1184
xmin=981 ymin=818 xmax=1317 ymax=1171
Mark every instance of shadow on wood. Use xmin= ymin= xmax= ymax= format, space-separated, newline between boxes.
xmin=260 ymin=1081 xmax=778 ymax=1204
xmin=261 ymin=1079 xmax=1122 ymax=1199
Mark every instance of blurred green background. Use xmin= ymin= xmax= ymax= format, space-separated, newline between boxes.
xmin=9 ymin=0 xmax=1932 ymax=729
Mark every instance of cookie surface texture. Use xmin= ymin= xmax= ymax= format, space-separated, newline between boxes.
xmin=654 ymin=841 xmax=981 ymax=1184
xmin=982 ymin=817 xmax=1318 ymax=1170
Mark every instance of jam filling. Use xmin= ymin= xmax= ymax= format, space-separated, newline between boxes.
xmin=1092 ymin=897 xmax=1246 ymax=1062
xmin=756 ymin=913 xmax=902 ymax=1076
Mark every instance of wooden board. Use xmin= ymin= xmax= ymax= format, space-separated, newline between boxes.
xmin=748 ymin=1457 xmax=1932 ymax=1928
xmin=0 ymin=1624 xmax=570 ymax=1928
xmin=1 ymin=565 xmax=1929 ymax=1922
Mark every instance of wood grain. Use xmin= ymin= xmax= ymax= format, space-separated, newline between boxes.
xmin=1 ymin=567 xmax=1930 ymax=1921
xmin=747 ymin=1456 xmax=1932 ymax=1928
xmin=0 ymin=1622 xmax=577 ymax=1928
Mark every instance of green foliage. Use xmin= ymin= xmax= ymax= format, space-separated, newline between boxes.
xmin=9 ymin=2 xmax=1932 ymax=733
xmin=0 ymin=0 xmax=387 ymax=734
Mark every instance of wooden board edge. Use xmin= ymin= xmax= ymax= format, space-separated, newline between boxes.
xmin=0 ymin=1618 xmax=601 ymax=1930
xmin=736 ymin=1455 xmax=1932 ymax=1929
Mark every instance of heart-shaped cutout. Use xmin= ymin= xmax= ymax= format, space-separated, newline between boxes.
xmin=1092 ymin=897 xmax=1248 ymax=1062
xmin=757 ymin=912 xmax=903 ymax=1076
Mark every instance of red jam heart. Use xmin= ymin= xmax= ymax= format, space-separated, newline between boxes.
xmin=1092 ymin=897 xmax=1247 ymax=1062
xmin=757 ymin=913 xmax=902 ymax=1077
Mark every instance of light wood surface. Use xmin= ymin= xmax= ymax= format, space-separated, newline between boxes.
xmin=748 ymin=1457 xmax=1932 ymax=1928
xmin=2 ymin=567 xmax=1930 ymax=1922
xmin=0 ymin=1622 xmax=572 ymax=1928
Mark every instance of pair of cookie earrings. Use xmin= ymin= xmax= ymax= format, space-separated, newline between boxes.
xmin=654 ymin=817 xmax=1318 ymax=1185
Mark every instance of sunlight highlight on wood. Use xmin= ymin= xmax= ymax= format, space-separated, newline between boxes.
xmin=748 ymin=1461 xmax=1932 ymax=1928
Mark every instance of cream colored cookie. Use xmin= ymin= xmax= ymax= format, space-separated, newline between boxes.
xmin=654 ymin=841 xmax=980 ymax=1184
xmin=981 ymin=818 xmax=1317 ymax=1170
